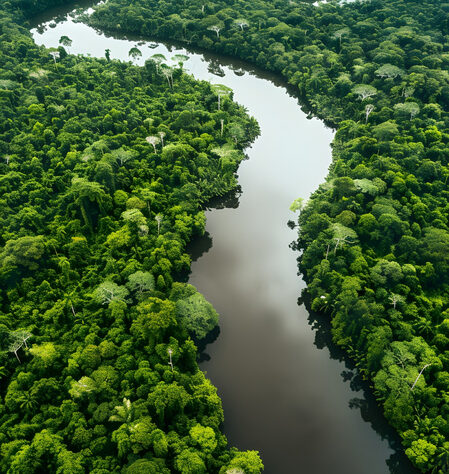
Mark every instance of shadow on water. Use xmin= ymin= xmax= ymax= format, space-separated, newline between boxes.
xmin=184 ymin=186 xmax=241 ymax=361
xmin=205 ymin=185 xmax=242 ymax=210
xmin=29 ymin=0 xmax=320 ymax=120
xmin=185 ymin=185 xmax=242 ymax=265
xmin=27 ymin=0 xmax=98 ymax=27
xmin=30 ymin=3 xmax=420 ymax=471
xmin=196 ymin=325 xmax=221 ymax=363
xmin=186 ymin=231 xmax=213 ymax=265
xmin=302 ymin=295 xmax=419 ymax=474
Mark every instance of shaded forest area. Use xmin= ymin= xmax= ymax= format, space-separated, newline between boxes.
xmin=86 ymin=0 xmax=449 ymax=471
xmin=0 ymin=0 xmax=262 ymax=472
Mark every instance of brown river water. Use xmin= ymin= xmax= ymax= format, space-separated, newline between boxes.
xmin=30 ymin=3 xmax=417 ymax=472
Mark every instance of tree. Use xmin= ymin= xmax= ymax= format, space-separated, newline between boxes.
xmin=111 ymin=148 xmax=135 ymax=166
xmin=131 ymin=298 xmax=177 ymax=342
xmin=139 ymin=188 xmax=158 ymax=215
xmin=175 ymin=450 xmax=206 ymax=474
xmin=0 ymin=235 xmax=45 ymax=270
xmin=227 ymin=122 xmax=245 ymax=144
xmin=373 ymin=121 xmax=399 ymax=141
xmin=211 ymin=84 xmax=232 ymax=110
xmin=8 ymin=339 xmax=23 ymax=363
xmin=365 ymin=104 xmax=375 ymax=123
xmin=331 ymin=223 xmax=357 ymax=255
xmin=49 ymin=50 xmax=60 ymax=65
xmin=332 ymin=27 xmax=350 ymax=50
xmin=122 ymin=208 xmax=146 ymax=229
xmin=12 ymin=330 xmax=32 ymax=349
xmin=234 ymin=19 xmax=249 ymax=31
xmin=289 ymin=197 xmax=304 ymax=213
xmin=148 ymin=381 xmax=190 ymax=424
xmin=225 ymin=451 xmax=264 ymax=474
xmin=375 ymin=64 xmax=404 ymax=79
xmin=352 ymin=84 xmax=377 ymax=100
xmin=155 ymin=214 xmax=163 ymax=235
xmin=69 ymin=376 xmax=97 ymax=398
xmin=59 ymin=35 xmax=72 ymax=54
xmin=160 ymin=64 xmax=174 ymax=88
xmin=406 ymin=439 xmax=437 ymax=472
xmin=208 ymin=25 xmax=222 ymax=38
xmin=394 ymin=102 xmax=420 ymax=120
xmin=8 ymin=430 xmax=83 ymax=473
xmin=127 ymin=271 xmax=155 ymax=295
xmin=167 ymin=348 xmax=174 ymax=372
xmin=29 ymin=342 xmax=58 ymax=367
xmin=175 ymin=291 xmax=219 ymax=340
xmin=109 ymin=398 xmax=133 ymax=424
xmin=18 ymin=391 xmax=38 ymax=413
xmin=388 ymin=293 xmax=403 ymax=310
xmin=189 ymin=424 xmax=217 ymax=453
xmin=146 ymin=136 xmax=160 ymax=153
xmin=410 ymin=364 xmax=432 ymax=390
xmin=66 ymin=177 xmax=110 ymax=228
xmin=128 ymin=47 xmax=142 ymax=63
xmin=172 ymin=54 xmax=189 ymax=69
xmin=150 ymin=53 xmax=167 ymax=72
xmin=92 ymin=281 xmax=129 ymax=305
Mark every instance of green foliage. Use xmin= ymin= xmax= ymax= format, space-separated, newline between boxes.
xmin=8 ymin=0 xmax=449 ymax=470
xmin=0 ymin=1 xmax=261 ymax=472
xmin=175 ymin=287 xmax=219 ymax=340
xmin=85 ymin=0 xmax=449 ymax=470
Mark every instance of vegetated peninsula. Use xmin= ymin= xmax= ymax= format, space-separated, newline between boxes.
xmin=86 ymin=0 xmax=449 ymax=472
xmin=0 ymin=0 xmax=263 ymax=472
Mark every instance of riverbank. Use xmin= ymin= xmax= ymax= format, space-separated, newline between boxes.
xmin=32 ymin=2 xmax=417 ymax=472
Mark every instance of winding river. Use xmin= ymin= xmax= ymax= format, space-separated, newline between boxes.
xmin=31 ymin=4 xmax=416 ymax=472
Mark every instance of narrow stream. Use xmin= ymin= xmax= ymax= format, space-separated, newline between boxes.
xmin=31 ymin=5 xmax=416 ymax=473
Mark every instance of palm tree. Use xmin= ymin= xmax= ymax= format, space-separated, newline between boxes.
xmin=0 ymin=366 xmax=7 ymax=379
xmin=63 ymin=287 xmax=81 ymax=320
xmin=413 ymin=317 xmax=434 ymax=339
xmin=433 ymin=444 xmax=449 ymax=473
xmin=57 ymin=256 xmax=70 ymax=283
xmin=18 ymin=391 xmax=38 ymax=413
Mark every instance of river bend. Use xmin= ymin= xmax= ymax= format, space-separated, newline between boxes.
xmin=31 ymin=5 xmax=415 ymax=472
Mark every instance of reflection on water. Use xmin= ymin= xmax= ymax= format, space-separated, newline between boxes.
xmin=30 ymin=3 xmax=417 ymax=473
xmin=186 ymin=186 xmax=242 ymax=265
xmin=187 ymin=231 xmax=213 ymax=265
xmin=305 ymin=301 xmax=417 ymax=474
xmin=205 ymin=185 xmax=242 ymax=211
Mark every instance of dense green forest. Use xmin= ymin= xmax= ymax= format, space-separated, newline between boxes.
xmin=0 ymin=0 xmax=263 ymax=472
xmin=86 ymin=0 xmax=449 ymax=472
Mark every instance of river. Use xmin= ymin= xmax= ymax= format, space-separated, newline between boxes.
xmin=30 ymin=4 xmax=416 ymax=473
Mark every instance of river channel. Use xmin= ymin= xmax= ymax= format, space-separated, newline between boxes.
xmin=30 ymin=3 xmax=416 ymax=472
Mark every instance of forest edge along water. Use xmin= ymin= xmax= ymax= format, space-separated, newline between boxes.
xmin=30 ymin=3 xmax=416 ymax=473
